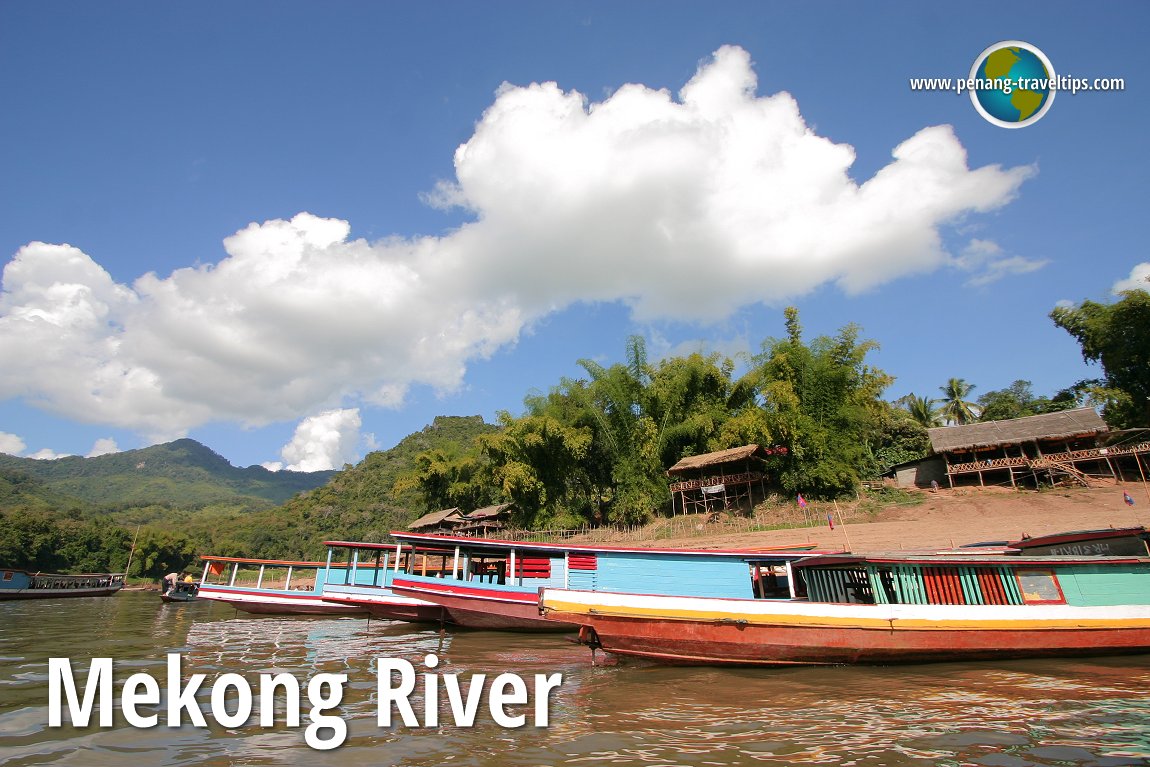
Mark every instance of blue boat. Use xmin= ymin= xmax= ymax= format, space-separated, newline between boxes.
xmin=386 ymin=531 xmax=827 ymax=631
xmin=316 ymin=540 xmax=445 ymax=623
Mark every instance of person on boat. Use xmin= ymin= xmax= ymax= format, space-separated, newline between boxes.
xmin=182 ymin=572 xmax=194 ymax=584
xmin=163 ymin=572 xmax=179 ymax=594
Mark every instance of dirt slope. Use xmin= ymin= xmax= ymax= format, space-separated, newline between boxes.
xmin=653 ymin=482 xmax=1150 ymax=553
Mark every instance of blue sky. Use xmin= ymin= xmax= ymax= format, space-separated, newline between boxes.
xmin=1 ymin=2 xmax=1146 ymax=470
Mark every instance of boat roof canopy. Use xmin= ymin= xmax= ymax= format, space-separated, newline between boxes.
xmin=387 ymin=530 xmax=832 ymax=559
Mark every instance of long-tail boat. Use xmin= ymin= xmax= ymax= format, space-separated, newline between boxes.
xmin=316 ymin=540 xmax=444 ymax=623
xmin=0 ymin=568 xmax=124 ymax=600
xmin=387 ymin=531 xmax=827 ymax=631
xmin=196 ymin=555 xmax=371 ymax=616
xmin=539 ymin=550 xmax=1150 ymax=665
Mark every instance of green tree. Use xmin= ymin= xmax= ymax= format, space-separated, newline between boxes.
xmin=393 ymin=448 xmax=496 ymax=513
xmin=1051 ymin=287 xmax=1150 ymax=427
xmin=976 ymin=380 xmax=1073 ymax=422
xmin=751 ymin=308 xmax=893 ymax=497
xmin=896 ymin=393 xmax=942 ymax=428
xmin=868 ymin=407 xmax=931 ymax=476
xmin=479 ymin=413 xmax=593 ymax=528
xmin=128 ymin=529 xmax=197 ymax=579
xmin=574 ymin=336 xmax=667 ymax=524
xmin=938 ymin=378 xmax=980 ymax=425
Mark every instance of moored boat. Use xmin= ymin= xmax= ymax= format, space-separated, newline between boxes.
xmin=317 ymin=540 xmax=444 ymax=623
xmin=195 ymin=555 xmax=371 ymax=616
xmin=0 ymin=568 xmax=125 ymax=600
xmin=1007 ymin=526 xmax=1149 ymax=557
xmin=160 ymin=580 xmax=200 ymax=603
xmin=540 ymin=551 xmax=1150 ymax=665
xmin=388 ymin=531 xmax=827 ymax=631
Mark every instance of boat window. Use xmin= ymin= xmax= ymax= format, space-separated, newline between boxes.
xmin=802 ymin=566 xmax=874 ymax=604
xmin=748 ymin=562 xmax=791 ymax=599
xmin=1015 ymin=569 xmax=1065 ymax=604
xmin=468 ymin=557 xmax=506 ymax=584
xmin=2 ymin=571 xmax=11 ymax=581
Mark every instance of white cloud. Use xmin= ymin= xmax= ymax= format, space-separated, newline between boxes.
xmin=955 ymin=238 xmax=1048 ymax=287
xmin=28 ymin=448 xmax=69 ymax=460
xmin=1113 ymin=263 xmax=1150 ymax=294
xmin=87 ymin=438 xmax=120 ymax=457
xmin=271 ymin=408 xmax=363 ymax=472
xmin=0 ymin=431 xmax=26 ymax=456
xmin=0 ymin=45 xmax=1034 ymax=441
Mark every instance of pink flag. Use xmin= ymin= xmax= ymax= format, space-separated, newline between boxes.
xmin=797 ymin=494 xmax=808 ymax=509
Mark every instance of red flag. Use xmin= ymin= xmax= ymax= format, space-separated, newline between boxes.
xmin=797 ymin=494 xmax=808 ymax=509
xmin=827 ymin=512 xmax=835 ymax=530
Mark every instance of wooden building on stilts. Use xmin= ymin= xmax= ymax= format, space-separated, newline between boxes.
xmin=666 ymin=444 xmax=787 ymax=516
xmin=921 ymin=407 xmax=1150 ymax=490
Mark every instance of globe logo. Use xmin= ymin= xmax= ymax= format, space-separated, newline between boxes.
xmin=969 ymin=41 xmax=1056 ymax=128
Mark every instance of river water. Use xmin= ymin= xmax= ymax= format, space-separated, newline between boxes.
xmin=2 ymin=591 xmax=1149 ymax=767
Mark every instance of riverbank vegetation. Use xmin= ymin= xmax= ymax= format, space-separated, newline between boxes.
xmin=2 ymin=289 xmax=1147 ymax=576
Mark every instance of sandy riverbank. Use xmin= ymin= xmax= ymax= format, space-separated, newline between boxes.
xmin=649 ymin=482 xmax=1150 ymax=553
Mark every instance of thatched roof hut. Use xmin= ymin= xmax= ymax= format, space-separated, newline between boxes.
xmin=927 ymin=407 xmax=1107 ymax=453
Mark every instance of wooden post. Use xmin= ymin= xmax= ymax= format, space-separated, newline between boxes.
xmin=833 ymin=500 xmax=853 ymax=553
xmin=1136 ymin=450 xmax=1150 ymax=509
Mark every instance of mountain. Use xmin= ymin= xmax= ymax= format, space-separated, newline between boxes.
xmin=0 ymin=417 xmax=501 ymax=565
xmin=236 ymin=415 xmax=502 ymax=557
xmin=0 ymin=438 xmax=334 ymax=508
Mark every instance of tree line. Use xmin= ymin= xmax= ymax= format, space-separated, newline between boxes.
xmin=2 ymin=286 xmax=1147 ymax=573
xmin=395 ymin=289 xmax=1150 ymax=530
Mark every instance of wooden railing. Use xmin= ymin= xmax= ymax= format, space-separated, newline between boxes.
xmin=949 ymin=442 xmax=1150 ymax=475
xmin=668 ymin=471 xmax=764 ymax=493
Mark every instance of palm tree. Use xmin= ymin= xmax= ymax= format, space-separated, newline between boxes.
xmin=897 ymin=393 xmax=942 ymax=428
xmin=938 ymin=378 xmax=980 ymax=425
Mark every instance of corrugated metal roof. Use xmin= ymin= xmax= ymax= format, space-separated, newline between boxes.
xmin=667 ymin=444 xmax=767 ymax=475
xmin=927 ymin=407 xmax=1107 ymax=453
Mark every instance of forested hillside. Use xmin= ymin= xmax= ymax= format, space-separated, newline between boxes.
xmin=0 ymin=417 xmax=500 ymax=575
xmin=0 ymin=438 xmax=333 ymax=507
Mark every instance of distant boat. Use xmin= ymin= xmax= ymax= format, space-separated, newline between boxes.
xmin=540 ymin=550 xmax=1150 ymax=665
xmin=387 ymin=531 xmax=828 ymax=631
xmin=195 ymin=556 xmax=371 ymax=616
xmin=1007 ymin=526 xmax=1150 ymax=557
xmin=159 ymin=581 xmax=199 ymax=604
xmin=0 ymin=569 xmax=124 ymax=600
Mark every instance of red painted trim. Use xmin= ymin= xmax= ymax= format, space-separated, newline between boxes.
xmin=391 ymin=577 xmax=537 ymax=603
xmin=198 ymin=587 xmax=323 ymax=600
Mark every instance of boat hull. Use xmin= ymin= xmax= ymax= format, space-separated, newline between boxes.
xmin=542 ymin=590 xmax=1150 ymax=666
xmin=319 ymin=590 xmax=445 ymax=623
xmin=393 ymin=578 xmax=575 ymax=631
xmin=0 ymin=585 xmax=123 ymax=600
xmin=197 ymin=587 xmax=368 ymax=616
